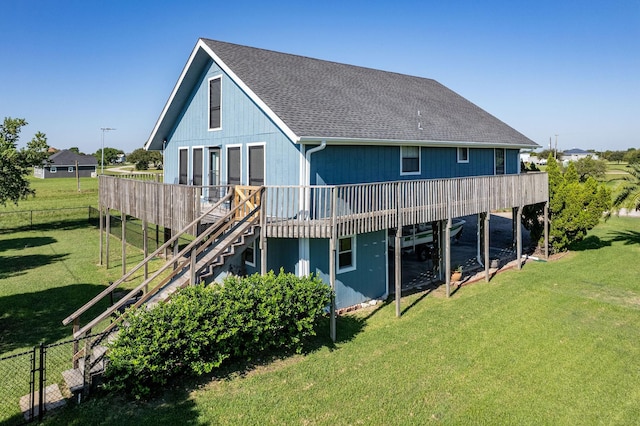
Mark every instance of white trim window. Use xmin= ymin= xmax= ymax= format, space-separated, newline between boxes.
xmin=400 ymin=146 xmax=420 ymax=175
xmin=226 ymin=144 xmax=242 ymax=186
xmin=457 ymin=147 xmax=469 ymax=163
xmin=244 ymin=241 xmax=256 ymax=267
xmin=247 ymin=142 xmax=266 ymax=186
xmin=192 ymin=146 xmax=204 ymax=186
xmin=68 ymin=166 xmax=74 ymax=172
xmin=208 ymin=76 xmax=222 ymax=130
xmin=178 ymin=147 xmax=189 ymax=185
xmin=50 ymin=166 xmax=57 ymax=173
xmin=495 ymin=148 xmax=505 ymax=175
xmin=337 ymin=235 xmax=356 ymax=273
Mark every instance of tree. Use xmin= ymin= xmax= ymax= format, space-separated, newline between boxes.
xmin=521 ymin=154 xmax=611 ymax=253
xmin=574 ymin=156 xmax=607 ymax=182
xmin=536 ymin=149 xmax=559 ymax=161
xmin=94 ymin=147 xmax=123 ymax=166
xmin=69 ymin=146 xmax=85 ymax=155
xmin=609 ymin=163 xmax=640 ymax=215
xmin=623 ymin=149 xmax=640 ymax=164
xmin=127 ymin=148 xmax=163 ymax=170
xmin=0 ymin=117 xmax=50 ymax=206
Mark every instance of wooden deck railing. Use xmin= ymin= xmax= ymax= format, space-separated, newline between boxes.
xmin=263 ymin=173 xmax=548 ymax=238
xmin=99 ymin=173 xmax=548 ymax=239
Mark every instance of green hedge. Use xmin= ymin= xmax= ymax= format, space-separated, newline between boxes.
xmin=104 ymin=270 xmax=332 ymax=398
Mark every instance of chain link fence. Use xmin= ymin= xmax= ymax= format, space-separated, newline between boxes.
xmin=0 ymin=206 xmax=98 ymax=231
xmin=107 ymin=212 xmax=195 ymax=253
xmin=0 ymin=332 xmax=112 ymax=425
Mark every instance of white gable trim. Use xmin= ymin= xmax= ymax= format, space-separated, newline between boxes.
xmin=199 ymin=41 xmax=300 ymax=144
xmin=144 ymin=39 xmax=300 ymax=151
xmin=144 ymin=42 xmax=203 ymax=151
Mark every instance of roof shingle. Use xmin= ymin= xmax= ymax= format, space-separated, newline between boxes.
xmin=202 ymin=39 xmax=537 ymax=147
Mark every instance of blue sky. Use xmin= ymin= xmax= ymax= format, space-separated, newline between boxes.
xmin=1 ymin=0 xmax=638 ymax=154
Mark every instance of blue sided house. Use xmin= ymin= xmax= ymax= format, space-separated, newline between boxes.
xmin=93 ymin=39 xmax=548 ymax=327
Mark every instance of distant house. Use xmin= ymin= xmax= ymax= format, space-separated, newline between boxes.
xmin=561 ymin=148 xmax=598 ymax=162
xmin=34 ymin=150 xmax=98 ymax=179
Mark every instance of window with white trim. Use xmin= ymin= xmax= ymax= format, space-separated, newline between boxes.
xmin=50 ymin=166 xmax=57 ymax=173
xmin=68 ymin=166 xmax=74 ymax=172
xmin=401 ymin=146 xmax=420 ymax=175
xmin=208 ymin=76 xmax=221 ymax=130
xmin=244 ymin=241 xmax=255 ymax=267
xmin=495 ymin=148 xmax=505 ymax=175
xmin=337 ymin=235 xmax=356 ymax=273
xmin=457 ymin=147 xmax=469 ymax=163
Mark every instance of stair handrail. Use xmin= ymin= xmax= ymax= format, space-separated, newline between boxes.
xmin=70 ymin=187 xmax=264 ymax=338
xmin=62 ymin=191 xmax=233 ymax=327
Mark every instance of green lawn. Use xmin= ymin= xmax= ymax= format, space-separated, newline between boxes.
xmin=0 ymin=176 xmax=157 ymax=355
xmin=42 ymin=216 xmax=640 ymax=425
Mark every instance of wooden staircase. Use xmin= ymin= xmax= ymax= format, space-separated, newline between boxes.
xmin=61 ymin=186 xmax=264 ymax=396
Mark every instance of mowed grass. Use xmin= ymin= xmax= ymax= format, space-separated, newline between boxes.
xmin=45 ymin=216 xmax=640 ymax=425
xmin=0 ymin=176 xmax=154 ymax=355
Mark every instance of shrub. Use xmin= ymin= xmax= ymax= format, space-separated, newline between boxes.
xmin=522 ymin=155 xmax=611 ymax=253
xmin=103 ymin=270 xmax=332 ymax=399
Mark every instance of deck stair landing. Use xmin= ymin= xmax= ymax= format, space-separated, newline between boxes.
xmin=61 ymin=186 xmax=264 ymax=395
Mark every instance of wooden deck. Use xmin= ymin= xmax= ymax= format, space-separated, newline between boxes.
xmin=99 ymin=172 xmax=548 ymax=238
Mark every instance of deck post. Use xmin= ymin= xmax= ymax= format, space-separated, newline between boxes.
xmin=142 ymin=220 xmax=148 ymax=281
xmin=445 ymin=217 xmax=451 ymax=297
xmin=98 ymin=204 xmax=103 ymax=266
xmin=438 ymin=220 xmax=445 ymax=281
xmin=260 ymin=188 xmax=267 ymax=275
xmin=173 ymin=230 xmax=179 ymax=270
xmin=484 ymin=212 xmax=490 ymax=282
xmin=190 ymin=247 xmax=196 ymax=284
xmin=106 ymin=209 xmax=110 ymax=269
xmin=329 ymin=187 xmax=337 ymax=341
xmin=516 ymin=205 xmax=523 ymax=270
xmin=395 ymin=183 xmax=402 ymax=318
xmin=544 ymin=202 xmax=549 ymax=259
xmin=121 ymin=212 xmax=126 ymax=276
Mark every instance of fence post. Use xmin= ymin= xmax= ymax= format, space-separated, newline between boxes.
xmin=28 ymin=346 xmax=37 ymax=422
xmin=38 ymin=342 xmax=45 ymax=422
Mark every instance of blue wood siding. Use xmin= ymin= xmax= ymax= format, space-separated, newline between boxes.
xmin=310 ymin=146 xmax=519 ymax=185
xmin=506 ymin=149 xmax=519 ymax=174
xmin=163 ymin=60 xmax=301 ymax=186
xmin=309 ymin=231 xmax=387 ymax=309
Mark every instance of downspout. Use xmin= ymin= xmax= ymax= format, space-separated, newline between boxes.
xmin=304 ymin=140 xmax=327 ymax=185
xmin=162 ymin=139 xmax=167 ymax=184
xmin=298 ymin=140 xmax=327 ymax=277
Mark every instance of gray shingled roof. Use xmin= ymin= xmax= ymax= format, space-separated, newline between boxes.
xmin=202 ymin=39 xmax=537 ymax=147
xmin=47 ymin=150 xmax=98 ymax=166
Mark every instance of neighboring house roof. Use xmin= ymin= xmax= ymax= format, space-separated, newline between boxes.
xmin=45 ymin=150 xmax=98 ymax=166
xmin=146 ymin=39 xmax=539 ymax=150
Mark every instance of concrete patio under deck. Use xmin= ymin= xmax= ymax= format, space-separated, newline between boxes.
xmin=389 ymin=212 xmax=533 ymax=294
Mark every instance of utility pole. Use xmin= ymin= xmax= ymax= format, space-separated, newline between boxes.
xmin=100 ymin=127 xmax=116 ymax=174
xmin=554 ymin=134 xmax=558 ymax=159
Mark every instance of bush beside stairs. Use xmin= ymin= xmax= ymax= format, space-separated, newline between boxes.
xmin=61 ymin=187 xmax=264 ymax=398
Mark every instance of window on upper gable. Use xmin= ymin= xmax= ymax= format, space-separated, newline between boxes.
xmin=401 ymin=146 xmax=420 ymax=175
xmin=457 ymin=147 xmax=469 ymax=163
xmin=208 ymin=76 xmax=221 ymax=130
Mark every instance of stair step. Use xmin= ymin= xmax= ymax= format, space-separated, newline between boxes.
xmin=19 ymin=383 xmax=66 ymax=421
xmin=61 ymin=368 xmax=85 ymax=394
